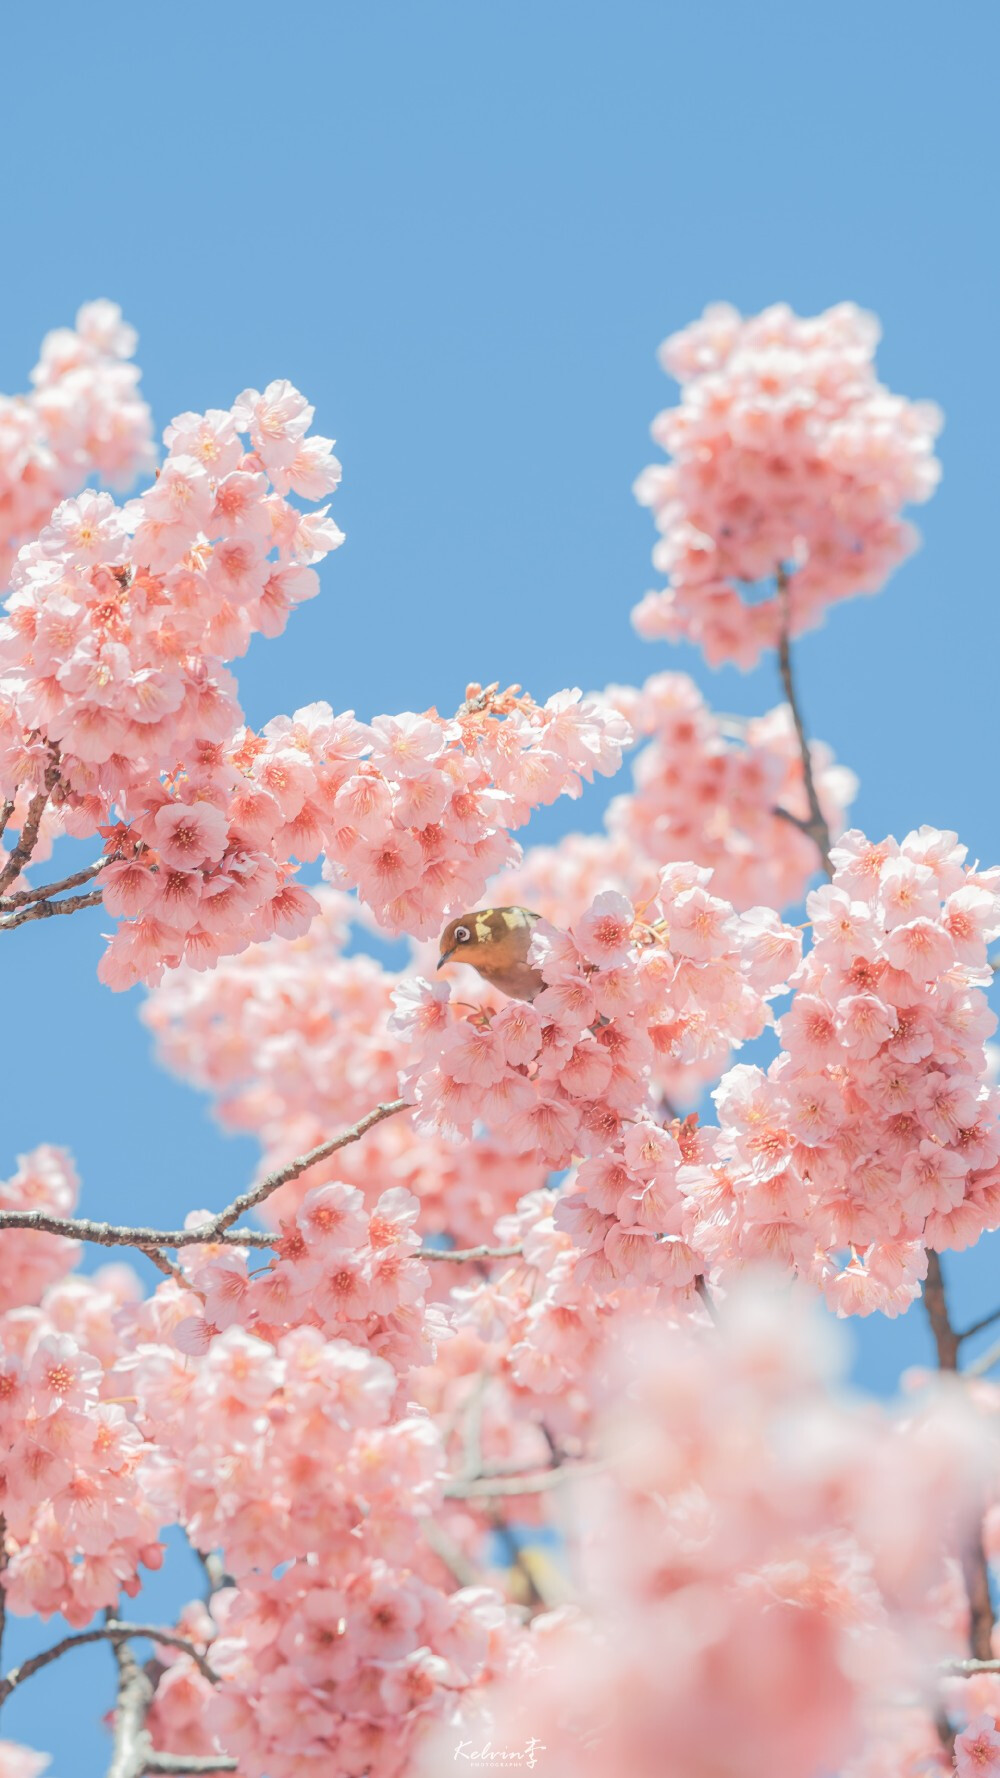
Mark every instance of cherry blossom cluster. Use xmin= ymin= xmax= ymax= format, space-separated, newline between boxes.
xmin=145 ymin=888 xmax=548 ymax=1247
xmin=633 ymin=301 xmax=943 ymax=667
xmin=429 ymin=1283 xmax=990 ymax=1778
xmin=114 ymin=1264 xmax=523 ymax=1778
xmin=163 ymin=1174 xmax=436 ymax=1373
xmin=41 ymin=679 xmax=622 ymax=991
xmin=495 ymin=670 xmax=855 ymax=921
xmin=679 ymin=827 xmax=1000 ymax=1316
xmin=0 ymin=1259 xmax=166 ymax=1626
xmin=0 ymin=300 xmax=154 ymax=589
xmin=606 ymin=671 xmax=856 ymax=908
xmin=0 ymin=1146 xmax=79 ymax=1312
xmin=396 ymin=874 xmax=801 ymax=1227
xmin=0 ymin=377 xmax=342 ymax=903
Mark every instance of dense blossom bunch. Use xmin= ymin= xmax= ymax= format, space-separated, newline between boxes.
xmin=679 ymin=827 xmax=1000 ymax=1315
xmin=112 ymin=1230 xmax=523 ymax=1777
xmin=633 ymin=301 xmax=943 ymax=666
xmin=98 ymin=681 xmax=626 ymax=987
xmin=397 ymin=874 xmax=801 ymax=1270
xmin=430 ymin=1285 xmax=989 ymax=1778
xmin=0 ymin=300 xmax=154 ymax=588
xmin=145 ymin=889 xmax=548 ymax=1245
xmin=607 ymin=672 xmax=855 ymax=908
xmin=0 ymin=1259 xmax=166 ymax=1626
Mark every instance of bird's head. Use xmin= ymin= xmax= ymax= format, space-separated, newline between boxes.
xmin=436 ymin=906 xmax=544 ymax=1000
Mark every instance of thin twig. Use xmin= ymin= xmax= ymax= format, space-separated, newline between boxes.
xmin=444 ymin=1462 xmax=601 ymax=1500
xmin=958 ymin=1303 xmax=1000 ymax=1344
xmin=775 ymin=565 xmax=833 ymax=878
xmin=0 ymin=801 xmax=14 ymax=842
xmin=0 ymin=1621 xmax=219 ymax=1707
xmin=422 ymin=1242 xmax=523 ymax=1264
xmin=210 ymin=1099 xmax=411 ymax=1236
xmin=941 ymin=1658 xmax=1000 ymax=1675
xmin=0 ymin=1101 xmax=413 ymax=1255
xmin=0 ymin=887 xmax=104 ymax=930
xmin=965 ymin=1333 xmax=1000 ymax=1379
xmin=0 ymin=853 xmax=111 ymax=911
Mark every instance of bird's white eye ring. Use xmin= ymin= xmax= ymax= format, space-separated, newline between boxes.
xmin=454 ymin=925 xmax=471 ymax=943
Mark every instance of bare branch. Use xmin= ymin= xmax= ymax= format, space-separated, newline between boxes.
xmin=924 ymin=1251 xmax=960 ymax=1370
xmin=0 ymin=1515 xmax=7 ymax=1678
xmin=143 ymin=1760 xmax=237 ymax=1775
xmin=209 ymin=1099 xmax=411 ymax=1235
xmin=965 ymin=1334 xmax=1000 ymax=1379
xmin=423 ymin=1242 xmax=523 ymax=1264
xmin=0 ymin=1101 xmax=413 ymax=1259
xmin=0 ymin=887 xmax=104 ymax=931
xmin=108 ymin=1635 xmax=154 ymax=1778
xmin=0 ymin=853 xmax=111 ymax=912
xmin=775 ymin=566 xmax=833 ymax=879
xmin=0 ymin=1621 xmax=219 ymax=1708
xmin=444 ymin=1461 xmax=601 ymax=1500
xmin=0 ymin=758 xmax=59 ymax=896
xmin=923 ymin=1250 xmax=995 ymax=1664
xmin=0 ymin=800 xmax=14 ymax=842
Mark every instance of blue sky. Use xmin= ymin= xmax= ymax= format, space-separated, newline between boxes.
xmin=2 ymin=2 xmax=998 ymax=1768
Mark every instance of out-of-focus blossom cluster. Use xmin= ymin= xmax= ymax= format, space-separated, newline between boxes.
xmin=427 ymin=1284 xmax=990 ymax=1778
xmin=0 ymin=1745 xmax=51 ymax=1778
xmin=0 ymin=300 xmax=154 ymax=590
xmin=0 ymin=1258 xmax=166 ymax=1626
xmin=144 ymin=889 xmax=549 ymax=1247
xmin=633 ymin=302 xmax=942 ymax=667
xmin=680 ymin=827 xmax=1000 ymax=1316
xmin=0 ymin=1147 xmax=79 ymax=1311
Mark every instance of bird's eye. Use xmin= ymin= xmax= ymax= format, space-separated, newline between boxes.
xmin=454 ymin=925 xmax=471 ymax=943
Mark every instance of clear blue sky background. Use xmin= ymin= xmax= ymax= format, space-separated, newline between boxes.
xmin=2 ymin=3 xmax=998 ymax=1769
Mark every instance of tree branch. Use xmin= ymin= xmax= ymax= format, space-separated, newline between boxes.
xmin=444 ymin=1462 xmax=600 ymax=1500
xmin=0 ymin=1622 xmax=219 ymax=1708
xmin=108 ymin=1634 xmax=155 ymax=1778
xmin=0 ymin=887 xmax=104 ymax=931
xmin=0 ymin=1515 xmax=7 ymax=1679
xmin=0 ymin=1100 xmax=413 ymax=1257
xmin=0 ymin=853 xmax=111 ymax=912
xmin=775 ymin=566 xmax=833 ymax=879
xmin=958 ymin=1303 xmax=1000 ymax=1344
xmin=923 ymin=1251 xmax=995 ymax=1664
xmin=143 ymin=1760 xmax=236 ymax=1775
xmin=208 ymin=1099 xmax=411 ymax=1236
xmin=0 ymin=800 xmax=15 ymax=842
xmin=0 ymin=759 xmax=59 ymax=896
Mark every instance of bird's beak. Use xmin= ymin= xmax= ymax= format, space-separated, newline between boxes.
xmin=437 ymin=947 xmax=453 ymax=970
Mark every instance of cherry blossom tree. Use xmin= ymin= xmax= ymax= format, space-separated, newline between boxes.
xmin=0 ymin=297 xmax=998 ymax=1778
